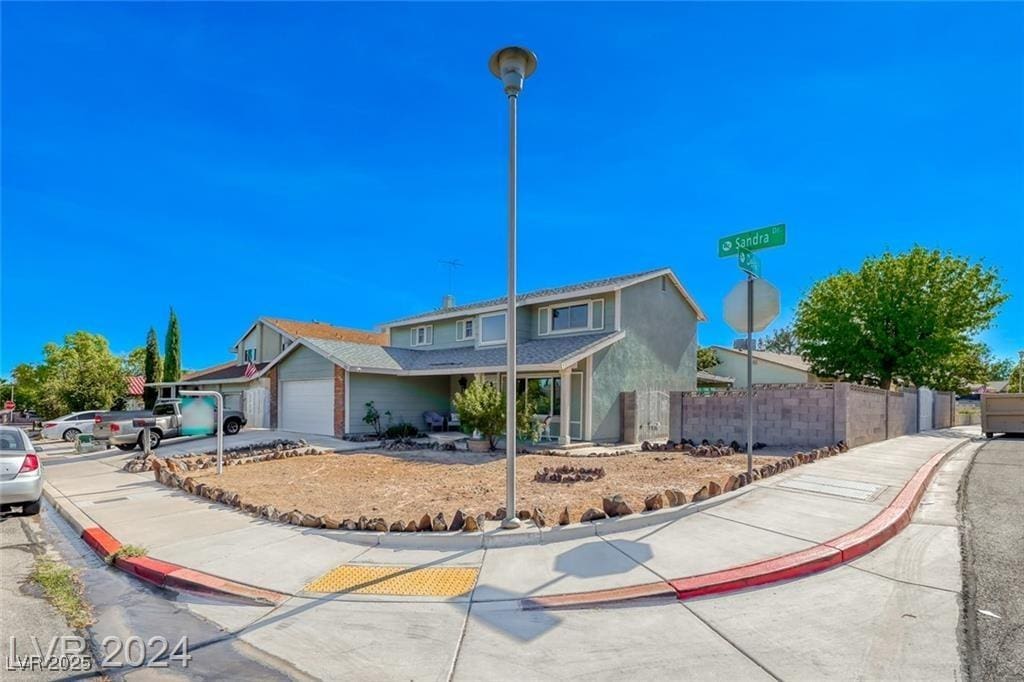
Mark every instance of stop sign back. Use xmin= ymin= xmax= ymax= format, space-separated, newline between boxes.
xmin=4 ymin=400 xmax=15 ymax=411
xmin=724 ymin=278 xmax=780 ymax=333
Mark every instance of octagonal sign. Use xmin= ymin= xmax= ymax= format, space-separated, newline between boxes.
xmin=724 ymin=278 xmax=780 ymax=334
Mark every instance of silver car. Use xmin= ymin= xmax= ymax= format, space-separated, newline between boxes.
xmin=0 ymin=426 xmax=43 ymax=515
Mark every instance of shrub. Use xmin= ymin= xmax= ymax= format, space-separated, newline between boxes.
xmin=384 ymin=422 xmax=418 ymax=438
xmin=452 ymin=379 xmax=537 ymax=450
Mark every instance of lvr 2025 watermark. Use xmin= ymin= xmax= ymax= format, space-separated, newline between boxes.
xmin=5 ymin=635 xmax=191 ymax=672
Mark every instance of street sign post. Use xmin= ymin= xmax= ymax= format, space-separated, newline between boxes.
xmin=737 ymin=248 xmax=761 ymax=278
xmin=718 ymin=223 xmax=786 ymax=257
xmin=723 ymin=277 xmax=780 ymax=478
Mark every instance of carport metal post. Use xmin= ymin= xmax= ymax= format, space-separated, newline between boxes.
xmin=490 ymin=46 xmax=537 ymax=530
xmin=180 ymin=390 xmax=224 ymax=475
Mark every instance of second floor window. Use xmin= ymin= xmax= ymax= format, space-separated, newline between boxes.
xmin=479 ymin=313 xmax=506 ymax=344
xmin=244 ymin=347 xmax=257 ymax=362
xmin=456 ymin=319 xmax=474 ymax=341
xmin=540 ymin=299 xmax=605 ymax=335
xmin=412 ymin=325 xmax=433 ymax=347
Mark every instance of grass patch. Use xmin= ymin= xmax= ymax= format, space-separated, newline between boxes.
xmin=30 ymin=557 xmax=93 ymax=629
xmin=110 ymin=544 xmax=148 ymax=561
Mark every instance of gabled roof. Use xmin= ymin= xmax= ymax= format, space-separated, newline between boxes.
xmin=712 ymin=346 xmax=814 ymax=373
xmin=696 ymin=370 xmax=734 ymax=385
xmin=263 ymin=317 xmax=387 ymax=345
xmin=382 ymin=267 xmax=707 ymax=327
xmin=230 ymin=316 xmax=385 ymax=351
xmin=265 ymin=331 xmax=625 ymax=376
xmin=127 ymin=376 xmax=146 ymax=396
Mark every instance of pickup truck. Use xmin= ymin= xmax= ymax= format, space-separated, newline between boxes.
xmin=93 ymin=399 xmax=247 ymax=451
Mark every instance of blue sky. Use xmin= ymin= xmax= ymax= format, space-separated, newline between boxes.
xmin=2 ymin=2 xmax=1022 ymax=374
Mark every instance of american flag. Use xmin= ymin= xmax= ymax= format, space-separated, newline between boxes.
xmin=244 ymin=362 xmax=257 ymax=378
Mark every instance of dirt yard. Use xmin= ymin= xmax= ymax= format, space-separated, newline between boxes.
xmin=190 ymin=449 xmax=776 ymax=524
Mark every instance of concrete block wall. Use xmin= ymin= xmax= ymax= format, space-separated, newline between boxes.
xmin=670 ymin=382 xmax=927 ymax=450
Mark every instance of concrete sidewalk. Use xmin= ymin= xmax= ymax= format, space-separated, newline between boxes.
xmin=40 ymin=428 xmax=977 ymax=680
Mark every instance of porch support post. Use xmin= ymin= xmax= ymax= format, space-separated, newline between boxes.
xmin=559 ymin=366 xmax=572 ymax=446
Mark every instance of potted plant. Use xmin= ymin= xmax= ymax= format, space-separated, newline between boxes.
xmin=453 ymin=379 xmax=537 ymax=452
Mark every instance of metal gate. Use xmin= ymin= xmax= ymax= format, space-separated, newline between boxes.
xmin=636 ymin=389 xmax=670 ymax=441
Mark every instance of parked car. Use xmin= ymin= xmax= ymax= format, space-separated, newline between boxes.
xmin=0 ymin=426 xmax=42 ymax=515
xmin=41 ymin=411 xmax=105 ymax=442
xmin=93 ymin=399 xmax=247 ymax=451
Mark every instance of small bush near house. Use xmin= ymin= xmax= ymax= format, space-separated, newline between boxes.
xmin=384 ymin=422 xmax=419 ymax=438
xmin=363 ymin=401 xmax=390 ymax=438
xmin=453 ymin=379 xmax=537 ymax=450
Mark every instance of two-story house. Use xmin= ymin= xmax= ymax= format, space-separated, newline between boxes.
xmin=262 ymin=268 xmax=706 ymax=443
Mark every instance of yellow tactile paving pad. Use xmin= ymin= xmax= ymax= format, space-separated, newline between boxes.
xmin=303 ymin=564 xmax=479 ymax=597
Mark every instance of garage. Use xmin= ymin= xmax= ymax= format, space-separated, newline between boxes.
xmin=280 ymin=379 xmax=334 ymax=435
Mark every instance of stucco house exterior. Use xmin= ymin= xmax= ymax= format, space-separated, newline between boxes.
xmin=709 ymin=345 xmax=822 ymax=388
xmin=261 ymin=268 xmax=706 ymax=444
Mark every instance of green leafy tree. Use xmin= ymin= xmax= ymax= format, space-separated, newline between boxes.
xmin=453 ymin=379 xmax=536 ymax=450
xmin=36 ymin=332 xmax=127 ymax=416
xmin=2 ymin=364 xmax=45 ymax=413
xmin=143 ymin=327 xmax=162 ymax=409
xmin=1005 ymin=360 xmax=1024 ymax=393
xmin=761 ymin=326 xmax=799 ymax=355
xmin=122 ymin=346 xmax=147 ymax=375
xmin=697 ymin=347 xmax=719 ymax=372
xmin=793 ymin=247 xmax=1008 ymax=390
xmin=162 ymin=307 xmax=181 ymax=382
xmin=986 ymin=357 xmax=1016 ymax=382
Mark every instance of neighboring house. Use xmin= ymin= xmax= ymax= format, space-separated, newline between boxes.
xmin=148 ymin=317 xmax=386 ymax=428
xmin=263 ymin=268 xmax=706 ymax=443
xmin=709 ymin=345 xmax=821 ymax=388
xmin=696 ymin=370 xmax=734 ymax=390
xmin=125 ymin=375 xmax=145 ymax=410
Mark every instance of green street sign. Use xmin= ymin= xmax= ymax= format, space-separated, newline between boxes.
xmin=737 ymin=248 xmax=761 ymax=278
xmin=718 ymin=223 xmax=786 ymax=257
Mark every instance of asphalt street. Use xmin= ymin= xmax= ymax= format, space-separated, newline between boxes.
xmin=960 ymin=436 xmax=1024 ymax=681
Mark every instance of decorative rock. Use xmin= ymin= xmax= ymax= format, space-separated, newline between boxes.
xmin=664 ymin=489 xmax=687 ymax=506
xmin=342 ymin=519 xmax=358 ymax=530
xmin=644 ymin=493 xmax=665 ymax=511
xmin=691 ymin=485 xmax=709 ymax=502
xmin=368 ymin=518 xmax=388 ymax=532
xmin=463 ymin=514 xmax=479 ymax=532
xmin=405 ymin=520 xmax=418 ymax=532
xmin=432 ymin=513 xmax=448 ymax=532
xmin=301 ymin=514 xmax=321 ymax=528
xmin=389 ymin=520 xmax=405 ymax=532
xmin=287 ymin=511 xmax=304 ymax=525
xmin=417 ymin=514 xmax=432 ymax=531
xmin=531 ymin=508 xmax=546 ymax=527
xmin=517 ymin=509 xmax=532 ymax=521
xmin=707 ymin=481 xmax=722 ymax=497
xmin=558 ymin=507 xmax=570 ymax=525
xmin=322 ymin=515 xmax=341 ymax=529
xmin=495 ymin=507 xmax=507 ymax=520
xmin=450 ymin=510 xmax=466 ymax=532
xmin=602 ymin=495 xmax=633 ymax=517
xmin=484 ymin=511 xmax=495 ymax=520
xmin=357 ymin=516 xmax=368 ymax=531
xmin=580 ymin=508 xmax=607 ymax=523
xmin=722 ymin=475 xmax=739 ymax=493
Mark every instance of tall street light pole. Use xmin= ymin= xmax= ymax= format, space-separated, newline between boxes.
xmin=1018 ymin=350 xmax=1024 ymax=393
xmin=490 ymin=46 xmax=537 ymax=529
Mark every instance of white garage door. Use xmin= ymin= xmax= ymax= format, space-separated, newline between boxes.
xmin=280 ymin=379 xmax=334 ymax=436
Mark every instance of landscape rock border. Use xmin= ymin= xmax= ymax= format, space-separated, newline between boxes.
xmin=145 ymin=440 xmax=851 ymax=534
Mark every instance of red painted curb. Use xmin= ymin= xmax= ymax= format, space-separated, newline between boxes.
xmin=81 ymin=527 xmax=121 ymax=558
xmin=521 ymin=581 xmax=677 ymax=610
xmin=523 ymin=444 xmax=959 ymax=609
xmin=670 ymin=447 xmax=952 ymax=602
xmin=76 ymin=529 xmax=286 ymax=605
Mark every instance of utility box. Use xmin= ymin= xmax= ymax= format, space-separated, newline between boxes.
xmin=981 ymin=393 xmax=1024 ymax=438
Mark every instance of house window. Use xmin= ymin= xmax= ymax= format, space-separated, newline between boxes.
xmin=244 ymin=347 xmax=257 ymax=362
xmin=411 ymin=325 xmax=433 ymax=347
xmin=456 ymin=319 xmax=475 ymax=341
xmin=479 ymin=313 xmax=506 ymax=345
xmin=539 ymin=300 xmax=605 ymax=335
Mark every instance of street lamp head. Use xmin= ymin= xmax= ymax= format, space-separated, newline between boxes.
xmin=489 ymin=46 xmax=537 ymax=96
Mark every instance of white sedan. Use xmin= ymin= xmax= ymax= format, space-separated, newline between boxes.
xmin=41 ymin=411 xmax=102 ymax=442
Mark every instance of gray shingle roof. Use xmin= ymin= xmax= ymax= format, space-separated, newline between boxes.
xmin=383 ymin=268 xmax=669 ymax=326
xmin=303 ymin=332 xmax=621 ymax=374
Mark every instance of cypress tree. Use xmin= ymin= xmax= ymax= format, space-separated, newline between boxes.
xmin=162 ymin=307 xmax=182 ymax=383
xmin=143 ymin=327 xmax=162 ymax=409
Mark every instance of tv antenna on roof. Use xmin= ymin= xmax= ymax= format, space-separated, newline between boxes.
xmin=439 ymin=259 xmax=463 ymax=294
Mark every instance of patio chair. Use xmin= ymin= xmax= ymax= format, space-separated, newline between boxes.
xmin=423 ymin=411 xmax=445 ymax=432
xmin=447 ymin=413 xmax=461 ymax=431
